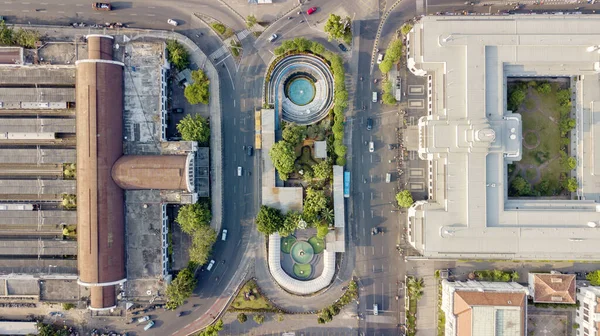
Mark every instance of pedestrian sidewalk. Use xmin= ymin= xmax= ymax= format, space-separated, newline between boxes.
xmin=407 ymin=261 xmax=436 ymax=336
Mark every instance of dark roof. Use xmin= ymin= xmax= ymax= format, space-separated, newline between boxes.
xmin=76 ymin=35 xmax=125 ymax=309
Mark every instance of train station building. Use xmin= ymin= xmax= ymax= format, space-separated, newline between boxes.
xmin=406 ymin=15 xmax=600 ymax=260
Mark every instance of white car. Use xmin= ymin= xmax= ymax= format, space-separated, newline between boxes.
xmin=206 ymin=259 xmax=216 ymax=271
xmin=167 ymin=19 xmax=178 ymax=26
xmin=237 ymin=166 xmax=242 ymax=176
xmin=268 ymin=34 xmax=278 ymax=42
xmin=221 ymin=229 xmax=228 ymax=241
xmin=377 ymin=53 xmax=384 ymax=64
xmin=369 ymin=141 xmax=374 ymax=153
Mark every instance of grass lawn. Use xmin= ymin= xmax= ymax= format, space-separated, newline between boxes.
xmin=293 ymin=263 xmax=312 ymax=279
xmin=230 ymin=279 xmax=274 ymax=311
xmin=308 ymin=236 xmax=325 ymax=254
xmin=281 ymin=235 xmax=296 ymax=254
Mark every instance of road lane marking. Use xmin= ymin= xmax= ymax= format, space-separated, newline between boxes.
xmin=147 ymin=14 xmax=156 ymax=17
xmin=22 ymin=1 xmax=30 ymax=3
xmin=75 ymin=3 xmax=82 ymax=6
xmin=22 ymin=9 xmax=29 ymax=12
xmin=372 ymin=246 xmax=375 ymax=255
xmin=371 ymin=210 xmax=374 ymax=218
xmin=130 ymin=13 xmax=138 ymax=16
xmin=233 ymin=100 xmax=236 ymax=107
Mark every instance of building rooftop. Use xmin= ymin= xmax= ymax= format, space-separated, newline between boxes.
xmin=528 ymin=273 xmax=576 ymax=304
xmin=408 ymin=15 xmax=600 ymax=260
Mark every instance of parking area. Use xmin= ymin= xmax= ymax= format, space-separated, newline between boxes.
xmin=166 ymin=67 xmax=210 ymax=140
xmin=527 ymin=306 xmax=574 ymax=336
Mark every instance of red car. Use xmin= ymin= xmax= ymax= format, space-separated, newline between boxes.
xmin=307 ymin=7 xmax=317 ymax=15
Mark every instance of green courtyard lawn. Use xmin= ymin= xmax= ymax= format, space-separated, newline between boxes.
xmin=508 ymin=80 xmax=573 ymax=196
xmin=230 ymin=280 xmax=275 ymax=311
xmin=308 ymin=236 xmax=325 ymax=254
xmin=281 ymin=235 xmax=296 ymax=254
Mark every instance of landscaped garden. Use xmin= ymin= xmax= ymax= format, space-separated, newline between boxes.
xmin=280 ymin=233 xmax=325 ymax=280
xmin=506 ymin=79 xmax=577 ymax=197
xmin=229 ymin=279 xmax=278 ymax=312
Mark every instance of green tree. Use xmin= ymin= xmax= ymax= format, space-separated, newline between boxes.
xmin=37 ymin=322 xmax=69 ymax=336
xmin=166 ymin=268 xmax=196 ymax=309
xmin=176 ymin=203 xmax=212 ymax=234
xmin=13 ymin=28 xmax=40 ymax=48
xmin=564 ymin=177 xmax=578 ymax=192
xmin=407 ymin=277 xmax=424 ymax=300
xmin=511 ymin=176 xmax=531 ymax=196
xmin=246 ymin=15 xmax=257 ymax=28
xmin=177 ymin=114 xmax=210 ymax=144
xmin=304 ymin=188 xmax=329 ymax=224
xmin=188 ymin=225 xmax=217 ymax=265
xmin=386 ymin=39 xmax=403 ymax=62
xmin=166 ymin=40 xmax=190 ymax=70
xmin=237 ymin=313 xmax=247 ymax=323
xmin=281 ymin=211 xmax=302 ymax=237
xmin=536 ymin=83 xmax=551 ymax=94
xmin=395 ymin=190 xmax=414 ymax=208
xmin=324 ymin=14 xmax=351 ymax=42
xmin=198 ymin=319 xmax=224 ymax=336
xmin=256 ymin=205 xmax=284 ymax=235
xmin=378 ymin=59 xmax=393 ymax=73
xmin=510 ymin=271 xmax=520 ymax=282
xmin=282 ymin=122 xmax=306 ymax=145
xmin=559 ymin=118 xmax=576 ymax=136
xmin=586 ymin=270 xmax=600 ymax=285
xmin=562 ymin=156 xmax=576 ymax=171
xmin=310 ymin=41 xmax=325 ymax=55
xmin=383 ymin=92 xmax=396 ymax=105
xmin=253 ymin=314 xmax=265 ymax=324
xmin=509 ymin=89 xmax=526 ymax=110
xmin=269 ymin=141 xmax=296 ymax=181
xmin=313 ymin=159 xmax=333 ymax=180
xmin=321 ymin=208 xmax=334 ymax=225
xmin=184 ymin=70 xmax=210 ymax=105
xmin=316 ymin=224 xmax=329 ymax=239
xmin=0 ymin=21 xmax=14 ymax=46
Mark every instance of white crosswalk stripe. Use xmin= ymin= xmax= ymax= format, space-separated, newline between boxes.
xmin=209 ymin=46 xmax=228 ymax=60
xmin=236 ymin=29 xmax=250 ymax=40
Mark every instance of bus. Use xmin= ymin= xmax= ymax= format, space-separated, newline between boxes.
xmin=343 ymin=171 xmax=350 ymax=198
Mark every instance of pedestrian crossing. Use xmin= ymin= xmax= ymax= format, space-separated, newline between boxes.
xmin=209 ymin=46 xmax=228 ymax=60
xmin=236 ymin=29 xmax=251 ymax=40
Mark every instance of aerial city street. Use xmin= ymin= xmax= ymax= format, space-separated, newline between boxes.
xmin=0 ymin=0 xmax=599 ymax=335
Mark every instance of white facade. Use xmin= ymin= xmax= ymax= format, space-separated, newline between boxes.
xmin=576 ymin=287 xmax=600 ymax=336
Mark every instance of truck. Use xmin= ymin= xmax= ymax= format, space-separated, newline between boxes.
xmin=92 ymin=2 xmax=111 ymax=10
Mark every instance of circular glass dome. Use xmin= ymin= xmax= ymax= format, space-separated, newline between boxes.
xmin=287 ymin=77 xmax=316 ymax=106
xmin=290 ymin=241 xmax=314 ymax=264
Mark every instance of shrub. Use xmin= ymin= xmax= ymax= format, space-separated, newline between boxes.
xmin=511 ymin=176 xmax=531 ymax=196
xmin=509 ymin=89 xmax=526 ymax=110
xmin=253 ymin=314 xmax=265 ymax=324
xmin=237 ymin=313 xmax=247 ymax=323
xmin=246 ymin=15 xmax=257 ymax=28
xmin=401 ymin=23 xmax=413 ymax=36
xmin=536 ymin=82 xmax=551 ymax=94
xmin=564 ymin=177 xmax=578 ymax=192
xmin=62 ymin=303 xmax=75 ymax=310
xmin=211 ymin=23 xmax=226 ymax=35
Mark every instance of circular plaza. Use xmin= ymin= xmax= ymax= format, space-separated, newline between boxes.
xmin=267 ymin=54 xmax=334 ymax=125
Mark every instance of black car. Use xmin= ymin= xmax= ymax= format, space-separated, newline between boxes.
xmin=366 ymin=118 xmax=373 ymax=130
xmin=172 ymin=108 xmax=184 ymax=113
xmin=338 ymin=44 xmax=348 ymax=52
xmin=247 ymin=145 xmax=253 ymax=156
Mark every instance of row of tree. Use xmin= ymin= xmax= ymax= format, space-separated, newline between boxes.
xmin=0 ymin=21 xmax=40 ymax=48
xmin=184 ymin=70 xmax=211 ymax=105
xmin=378 ymin=38 xmax=403 ymax=74
xmin=166 ymin=202 xmax=216 ymax=309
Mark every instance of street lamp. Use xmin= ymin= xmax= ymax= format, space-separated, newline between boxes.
xmin=47 ymin=265 xmax=57 ymax=275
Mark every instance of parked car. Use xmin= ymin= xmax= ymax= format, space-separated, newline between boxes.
xmin=377 ymin=53 xmax=384 ymax=64
xmin=144 ymin=321 xmax=155 ymax=331
xmin=206 ymin=259 xmax=216 ymax=271
xmin=172 ymin=108 xmax=184 ymax=113
xmin=338 ymin=44 xmax=347 ymax=52
xmin=221 ymin=229 xmax=228 ymax=241
xmin=307 ymin=7 xmax=318 ymax=15
xmin=371 ymin=227 xmax=379 ymax=235
xmin=138 ymin=316 xmax=150 ymax=323
xmin=167 ymin=19 xmax=178 ymax=26
xmin=92 ymin=2 xmax=111 ymax=11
